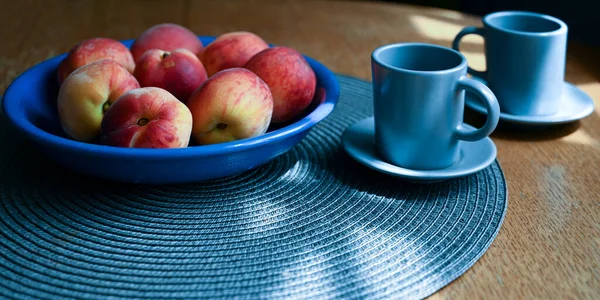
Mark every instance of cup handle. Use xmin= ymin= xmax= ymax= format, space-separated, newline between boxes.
xmin=454 ymin=76 xmax=500 ymax=142
xmin=452 ymin=26 xmax=487 ymax=78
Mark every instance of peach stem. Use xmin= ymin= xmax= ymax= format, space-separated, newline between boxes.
xmin=102 ymin=102 xmax=111 ymax=114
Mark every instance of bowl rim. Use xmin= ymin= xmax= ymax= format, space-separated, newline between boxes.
xmin=2 ymin=35 xmax=340 ymax=160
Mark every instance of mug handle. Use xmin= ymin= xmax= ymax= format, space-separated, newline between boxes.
xmin=454 ymin=76 xmax=500 ymax=142
xmin=452 ymin=26 xmax=487 ymax=78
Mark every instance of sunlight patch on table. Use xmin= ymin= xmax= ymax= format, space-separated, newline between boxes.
xmin=278 ymin=160 xmax=302 ymax=184
xmin=562 ymin=129 xmax=600 ymax=147
xmin=458 ymin=51 xmax=486 ymax=73
xmin=571 ymin=83 xmax=600 ymax=139
xmin=273 ymin=253 xmax=337 ymax=298
xmin=269 ymin=224 xmax=426 ymax=298
xmin=431 ymin=10 xmax=465 ymax=21
xmin=576 ymin=83 xmax=600 ymax=109
xmin=409 ymin=15 xmax=484 ymax=44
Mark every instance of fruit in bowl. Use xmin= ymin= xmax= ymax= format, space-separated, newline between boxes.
xmin=186 ymin=68 xmax=273 ymax=145
xmin=57 ymin=59 xmax=140 ymax=143
xmin=57 ymin=37 xmax=136 ymax=84
xmin=101 ymin=87 xmax=193 ymax=148
xmin=130 ymin=23 xmax=204 ymax=62
xmin=133 ymin=48 xmax=208 ymax=103
xmin=244 ymin=46 xmax=317 ymax=124
xmin=200 ymin=31 xmax=269 ymax=77
xmin=2 ymin=28 xmax=340 ymax=184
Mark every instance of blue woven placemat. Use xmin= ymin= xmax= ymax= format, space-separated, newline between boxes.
xmin=0 ymin=75 xmax=507 ymax=300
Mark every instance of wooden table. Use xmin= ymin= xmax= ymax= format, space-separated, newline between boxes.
xmin=1 ymin=0 xmax=598 ymax=299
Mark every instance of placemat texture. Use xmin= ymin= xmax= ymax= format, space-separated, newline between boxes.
xmin=0 ymin=75 xmax=507 ymax=300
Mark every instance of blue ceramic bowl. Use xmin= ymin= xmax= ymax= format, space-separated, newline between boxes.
xmin=2 ymin=36 xmax=340 ymax=184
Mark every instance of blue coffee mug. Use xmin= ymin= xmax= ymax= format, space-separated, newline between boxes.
xmin=453 ymin=11 xmax=568 ymax=116
xmin=371 ymin=43 xmax=500 ymax=170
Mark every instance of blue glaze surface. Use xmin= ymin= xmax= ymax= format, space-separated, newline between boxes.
xmin=342 ymin=117 xmax=497 ymax=182
xmin=371 ymin=43 xmax=499 ymax=170
xmin=465 ymin=77 xmax=594 ymax=125
xmin=453 ymin=11 xmax=570 ymax=116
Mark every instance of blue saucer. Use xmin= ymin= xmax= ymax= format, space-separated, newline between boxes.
xmin=341 ymin=117 xmax=497 ymax=182
xmin=465 ymin=79 xmax=595 ymax=125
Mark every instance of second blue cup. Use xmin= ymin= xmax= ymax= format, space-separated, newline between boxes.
xmin=453 ymin=11 xmax=568 ymax=116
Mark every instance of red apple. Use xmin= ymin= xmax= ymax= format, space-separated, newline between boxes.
xmin=186 ymin=68 xmax=273 ymax=145
xmin=200 ymin=31 xmax=269 ymax=77
xmin=130 ymin=23 xmax=203 ymax=62
xmin=244 ymin=46 xmax=316 ymax=124
xmin=57 ymin=59 xmax=140 ymax=143
xmin=100 ymin=87 xmax=193 ymax=148
xmin=57 ymin=37 xmax=135 ymax=84
xmin=133 ymin=48 xmax=208 ymax=103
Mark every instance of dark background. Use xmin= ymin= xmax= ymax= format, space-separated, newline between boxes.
xmin=377 ymin=0 xmax=597 ymax=47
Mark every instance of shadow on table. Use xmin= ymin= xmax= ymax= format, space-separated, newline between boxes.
xmin=463 ymin=109 xmax=582 ymax=141
xmin=324 ymin=146 xmax=462 ymax=198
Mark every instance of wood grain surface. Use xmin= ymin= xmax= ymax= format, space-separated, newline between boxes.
xmin=1 ymin=0 xmax=598 ymax=299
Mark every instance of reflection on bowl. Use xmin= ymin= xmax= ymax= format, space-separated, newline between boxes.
xmin=2 ymin=36 xmax=340 ymax=184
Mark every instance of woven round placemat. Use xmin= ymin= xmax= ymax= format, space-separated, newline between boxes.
xmin=0 ymin=75 xmax=507 ymax=300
